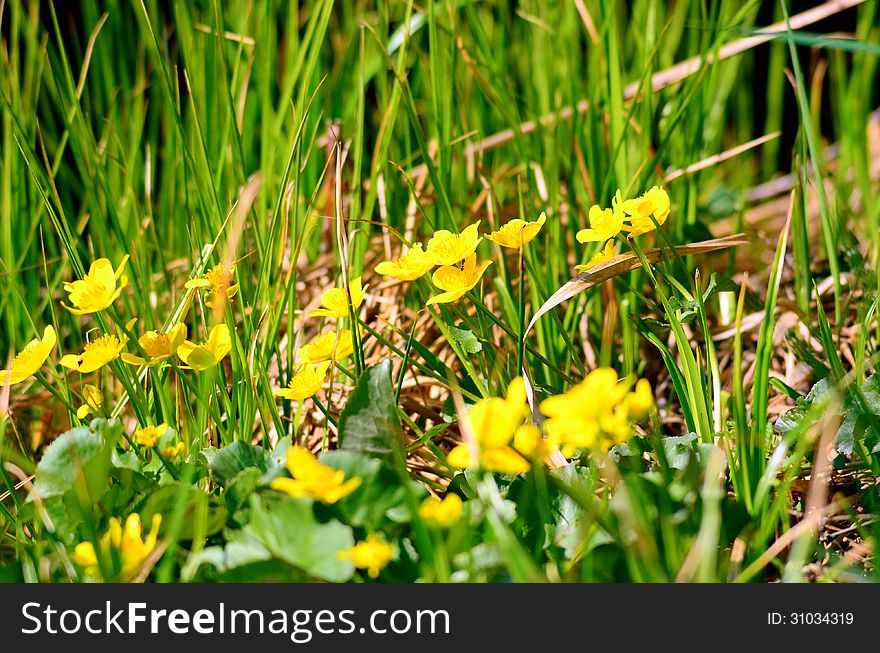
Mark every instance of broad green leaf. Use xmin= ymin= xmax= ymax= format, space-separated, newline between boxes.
xmin=661 ymin=433 xmax=700 ymax=471
xmin=337 ymin=359 xmax=404 ymax=463
xmin=202 ymin=441 xmax=270 ymax=486
xmin=320 ymin=450 xmax=419 ymax=528
xmin=245 ymin=494 xmax=354 ymax=582
xmin=29 ymin=418 xmax=121 ymax=507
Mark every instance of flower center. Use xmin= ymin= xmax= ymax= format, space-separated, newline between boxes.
xmin=143 ymin=333 xmax=171 ymax=357
xmin=205 ymin=264 xmax=234 ymax=288
xmin=84 ymin=335 xmax=120 ymax=354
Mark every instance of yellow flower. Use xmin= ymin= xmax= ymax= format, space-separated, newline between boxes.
xmin=599 ymin=406 xmax=633 ymax=448
xmin=297 ymin=329 xmax=354 ymax=363
xmin=135 ymin=423 xmax=170 ymax=449
xmin=275 ymin=361 xmax=331 ymax=402
xmin=71 ymin=513 xmax=162 ymax=580
xmin=513 ymin=423 xmax=556 ymax=463
xmin=621 ymin=186 xmax=670 ymax=236
xmin=375 ymin=243 xmax=437 ymax=281
xmin=60 ymin=333 xmax=127 ymax=374
xmin=121 ymin=323 xmax=187 ymax=367
xmin=62 ymin=255 xmax=129 ymax=315
xmin=270 ymin=445 xmax=362 ymax=504
xmin=419 ymin=494 xmax=463 ymax=529
xmin=540 ymin=368 xmax=637 ymax=455
xmin=76 ymin=384 xmax=103 ymax=420
xmin=161 ymin=442 xmax=185 ymax=459
xmin=486 ymin=212 xmax=546 ymax=249
xmin=467 ymin=377 xmax=530 ymax=448
xmin=575 ymin=240 xmax=617 ymax=272
xmin=309 ymin=277 xmax=367 ymax=319
xmin=624 ymin=378 xmax=654 ymax=419
xmin=185 ymin=263 xmax=239 ymax=308
xmin=447 ymin=377 xmax=532 ymax=474
xmin=337 ymin=533 xmax=392 ymax=578
xmin=425 ymin=222 xmax=482 ymax=266
xmin=426 ymin=253 xmax=492 ymax=305
xmin=177 ymin=324 xmax=231 ymax=371
xmin=576 ymin=194 xmax=625 ymax=243
xmin=0 ymin=325 xmax=56 ymax=386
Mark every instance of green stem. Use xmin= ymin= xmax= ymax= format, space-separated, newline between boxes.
xmin=516 ymin=245 xmax=526 ymax=376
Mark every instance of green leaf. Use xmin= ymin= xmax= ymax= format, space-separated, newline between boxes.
xmin=181 ymin=529 xmax=273 ymax=582
xmin=775 ymin=378 xmax=830 ymax=434
xmin=319 ymin=450 xmax=419 ymax=529
xmin=202 ymin=441 xmax=270 ymax=486
xmin=245 ymin=494 xmax=354 ymax=582
xmin=337 ymin=359 xmax=404 ymax=463
xmin=29 ymin=418 xmax=121 ymax=507
xmin=661 ymin=433 xmax=700 ymax=471
xmin=225 ymin=467 xmax=263 ymax=515
xmin=448 ymin=325 xmax=482 ymax=354
xmin=837 ymin=375 xmax=880 ymax=456
xmin=135 ymin=483 xmax=227 ymax=540
xmin=774 ymin=375 xmax=880 ymax=456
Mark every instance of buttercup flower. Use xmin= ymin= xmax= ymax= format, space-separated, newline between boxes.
xmin=177 ymin=324 xmax=231 ymax=371
xmin=60 ymin=333 xmax=127 ymax=374
xmin=71 ymin=513 xmax=162 ymax=580
xmin=512 ymin=423 xmax=555 ymax=463
xmin=0 ymin=325 xmax=56 ymax=386
xmin=135 ymin=423 xmax=170 ymax=449
xmin=185 ymin=262 xmax=239 ymax=308
xmin=375 ymin=243 xmax=437 ymax=281
xmin=447 ymin=377 xmax=532 ymax=474
xmin=309 ymin=277 xmax=367 ymax=319
xmin=121 ymin=323 xmax=187 ymax=367
xmin=275 ymin=361 xmax=331 ymax=401
xmin=577 ymin=194 xmax=625 ymax=243
xmin=62 ymin=255 xmax=129 ymax=315
xmin=540 ymin=368 xmax=648 ymax=456
xmin=575 ymin=240 xmax=616 ymax=272
xmin=298 ymin=329 xmax=354 ymax=363
xmin=621 ymin=186 xmax=670 ymax=236
xmin=425 ymin=222 xmax=482 ymax=266
xmin=76 ymin=384 xmax=103 ymax=420
xmin=426 ymin=253 xmax=492 ymax=305
xmin=161 ymin=442 xmax=185 ymax=459
xmin=624 ymin=378 xmax=654 ymax=419
xmin=270 ymin=445 xmax=362 ymax=504
xmin=337 ymin=533 xmax=392 ymax=578
xmin=486 ymin=212 xmax=546 ymax=249
xmin=419 ymin=494 xmax=463 ymax=529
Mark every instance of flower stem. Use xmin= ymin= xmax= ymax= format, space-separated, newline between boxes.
xmin=516 ymin=244 xmax=526 ymax=376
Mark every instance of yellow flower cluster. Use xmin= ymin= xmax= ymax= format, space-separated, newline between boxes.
xmin=375 ymin=214 xmax=546 ymax=305
xmin=71 ymin=513 xmax=162 ymax=580
xmin=1 ymin=253 xmax=238 ymax=470
xmin=541 ymin=369 xmax=653 ymax=456
xmin=447 ymin=377 xmax=535 ymax=474
xmin=0 ymin=255 xmax=231 ymax=386
xmin=275 ymin=276 xmax=366 ymax=405
xmin=448 ymin=370 xmax=653 ymax=473
xmin=576 ymin=186 xmax=670 ymax=271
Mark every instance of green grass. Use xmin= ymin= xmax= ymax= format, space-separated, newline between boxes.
xmin=1 ymin=0 xmax=879 ymax=583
